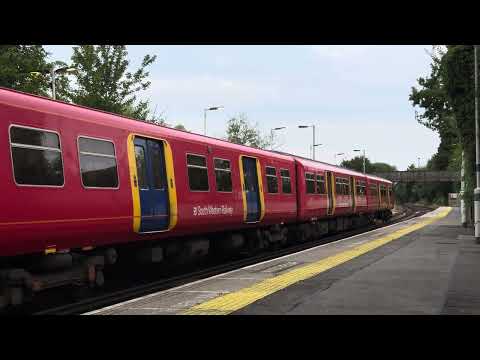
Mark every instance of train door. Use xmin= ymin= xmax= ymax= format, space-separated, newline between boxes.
xmin=241 ymin=156 xmax=262 ymax=223
xmin=326 ymin=171 xmax=335 ymax=216
xmin=378 ymin=184 xmax=382 ymax=209
xmin=134 ymin=137 xmax=170 ymax=232
xmin=350 ymin=176 xmax=356 ymax=212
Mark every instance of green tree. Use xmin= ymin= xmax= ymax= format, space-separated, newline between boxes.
xmin=340 ymin=156 xmax=373 ymax=173
xmin=371 ymin=162 xmax=397 ymax=173
xmin=225 ymin=114 xmax=273 ymax=149
xmin=410 ymin=45 xmax=472 ymax=207
xmin=67 ymin=45 xmax=156 ymax=119
xmin=340 ymin=156 xmax=397 ymax=174
xmin=0 ymin=45 xmax=51 ymax=96
xmin=173 ymin=124 xmax=187 ymax=131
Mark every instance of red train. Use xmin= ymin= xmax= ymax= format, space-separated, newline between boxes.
xmin=0 ymin=88 xmax=394 ymax=308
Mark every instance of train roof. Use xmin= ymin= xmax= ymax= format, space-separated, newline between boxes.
xmin=0 ymin=87 xmax=392 ymax=185
xmin=273 ymin=150 xmax=392 ymax=184
xmin=0 ymin=87 xmax=293 ymax=162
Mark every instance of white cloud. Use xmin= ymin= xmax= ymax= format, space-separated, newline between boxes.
xmin=310 ymin=45 xmax=373 ymax=59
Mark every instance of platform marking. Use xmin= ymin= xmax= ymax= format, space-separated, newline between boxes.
xmin=182 ymin=207 xmax=452 ymax=315
xmin=87 ymin=207 xmax=445 ymax=315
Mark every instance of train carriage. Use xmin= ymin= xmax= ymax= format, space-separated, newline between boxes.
xmin=0 ymin=88 xmax=300 ymax=258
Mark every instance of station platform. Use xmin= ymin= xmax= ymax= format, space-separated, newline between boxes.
xmin=87 ymin=206 xmax=480 ymax=315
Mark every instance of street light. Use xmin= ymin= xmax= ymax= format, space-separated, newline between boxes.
xmin=353 ymin=149 xmax=366 ymax=174
xmin=298 ymin=125 xmax=316 ymax=160
xmin=334 ymin=152 xmax=344 ymax=165
xmin=417 ymin=157 xmax=421 ymax=169
xmin=313 ymin=143 xmax=323 ymax=160
xmin=270 ymin=127 xmax=286 ymax=149
xmin=203 ymin=106 xmax=223 ymax=136
xmin=475 ymin=45 xmax=480 ymax=243
xmin=30 ymin=66 xmax=77 ymax=100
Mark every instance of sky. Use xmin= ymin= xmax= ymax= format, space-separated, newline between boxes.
xmin=44 ymin=45 xmax=439 ymax=170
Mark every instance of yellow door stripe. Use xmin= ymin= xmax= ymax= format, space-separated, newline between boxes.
xmin=127 ymin=134 xmax=141 ymax=233
xmin=163 ymin=140 xmax=178 ymax=231
xmin=238 ymin=156 xmax=248 ymax=222
xmin=352 ymin=177 xmax=356 ymax=213
xmin=255 ymin=158 xmax=265 ymax=222
xmin=331 ymin=173 xmax=336 ymax=215
xmin=182 ymin=207 xmax=452 ymax=315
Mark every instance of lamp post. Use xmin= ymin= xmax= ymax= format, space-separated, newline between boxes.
xmin=474 ymin=45 xmax=480 ymax=243
xmin=270 ymin=127 xmax=286 ymax=149
xmin=203 ymin=106 xmax=223 ymax=136
xmin=313 ymin=143 xmax=323 ymax=160
xmin=417 ymin=157 xmax=421 ymax=170
xmin=299 ymin=125 xmax=316 ymax=160
xmin=353 ymin=149 xmax=366 ymax=174
xmin=334 ymin=152 xmax=344 ymax=165
xmin=30 ymin=66 xmax=77 ymax=100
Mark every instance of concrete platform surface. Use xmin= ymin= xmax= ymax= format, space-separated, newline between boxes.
xmin=87 ymin=207 xmax=479 ymax=315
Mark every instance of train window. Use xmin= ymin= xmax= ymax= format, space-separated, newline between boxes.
xmin=150 ymin=144 xmax=166 ymax=190
xmin=187 ymin=154 xmax=209 ymax=191
xmin=369 ymin=184 xmax=377 ymax=196
xmin=316 ymin=175 xmax=326 ymax=194
xmin=280 ymin=169 xmax=292 ymax=194
xmin=305 ymin=172 xmax=315 ymax=194
xmin=335 ymin=177 xmax=349 ymax=195
xmin=214 ymin=158 xmax=232 ymax=192
xmin=78 ymin=137 xmax=119 ymax=188
xmin=9 ymin=126 xmax=64 ymax=186
xmin=266 ymin=166 xmax=278 ymax=193
xmin=380 ymin=185 xmax=387 ymax=198
xmin=134 ymin=145 xmax=148 ymax=189
xmin=356 ymin=180 xmax=366 ymax=196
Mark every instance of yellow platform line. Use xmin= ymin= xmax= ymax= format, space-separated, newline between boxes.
xmin=182 ymin=207 xmax=452 ymax=315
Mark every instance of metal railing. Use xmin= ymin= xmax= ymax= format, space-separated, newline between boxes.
xmin=373 ymin=170 xmax=460 ymax=183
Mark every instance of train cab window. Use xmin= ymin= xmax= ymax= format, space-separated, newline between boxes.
xmin=9 ymin=126 xmax=64 ymax=186
xmin=305 ymin=172 xmax=315 ymax=194
xmin=316 ymin=175 xmax=326 ymax=194
xmin=266 ymin=166 xmax=278 ymax=193
xmin=369 ymin=184 xmax=378 ymax=196
xmin=78 ymin=137 xmax=119 ymax=188
xmin=214 ymin=158 xmax=232 ymax=192
xmin=280 ymin=169 xmax=292 ymax=194
xmin=187 ymin=154 xmax=209 ymax=191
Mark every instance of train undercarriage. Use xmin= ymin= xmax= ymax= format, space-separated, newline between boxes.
xmin=0 ymin=210 xmax=392 ymax=311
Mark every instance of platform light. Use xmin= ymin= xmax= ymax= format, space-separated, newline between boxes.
xmin=334 ymin=152 xmax=344 ymax=165
xmin=354 ymin=149 xmax=366 ymax=174
xmin=298 ymin=125 xmax=316 ymax=160
xmin=30 ymin=66 xmax=78 ymax=100
xmin=270 ymin=127 xmax=286 ymax=150
xmin=204 ymin=106 xmax=224 ymax=136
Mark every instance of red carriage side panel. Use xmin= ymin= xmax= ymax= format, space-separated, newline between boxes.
xmin=0 ymin=91 xmax=134 ymax=257
xmin=259 ymin=156 xmax=297 ymax=225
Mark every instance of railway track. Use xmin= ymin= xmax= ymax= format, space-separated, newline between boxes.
xmin=15 ymin=204 xmax=431 ymax=315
